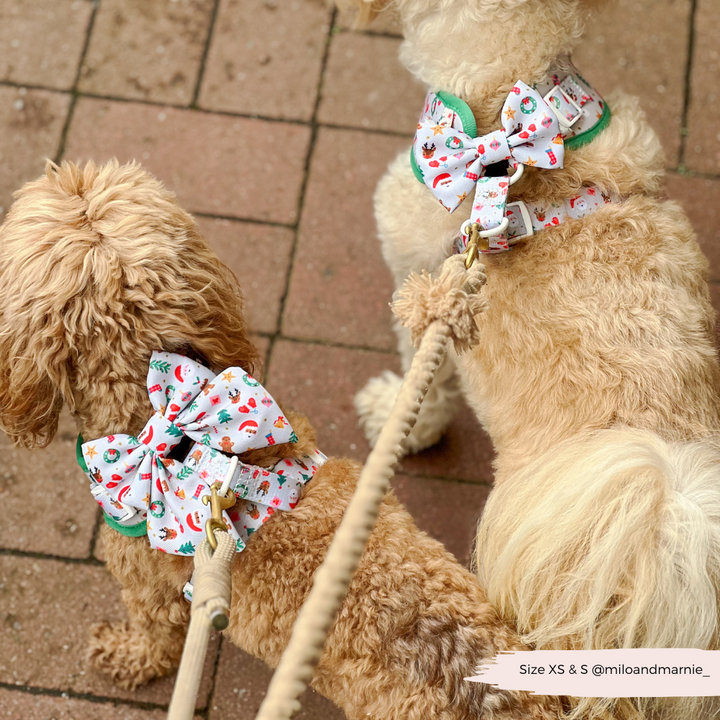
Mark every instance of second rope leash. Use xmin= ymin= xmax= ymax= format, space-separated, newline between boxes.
xmin=253 ymin=254 xmax=488 ymax=720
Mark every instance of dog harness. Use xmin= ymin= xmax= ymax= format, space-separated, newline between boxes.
xmin=76 ymin=351 xmax=325 ymax=556
xmin=412 ymin=58 xmax=614 ymax=253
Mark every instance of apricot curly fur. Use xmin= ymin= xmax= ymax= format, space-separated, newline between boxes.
xmin=0 ymin=160 xmax=561 ymax=719
xmin=341 ymin=2 xmax=720 ymax=719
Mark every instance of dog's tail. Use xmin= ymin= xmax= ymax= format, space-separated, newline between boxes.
xmin=477 ymin=427 xmax=720 ymax=720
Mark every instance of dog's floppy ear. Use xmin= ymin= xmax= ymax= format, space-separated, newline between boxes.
xmin=0 ymin=332 xmax=66 ymax=450
xmin=0 ymin=163 xmax=77 ymax=448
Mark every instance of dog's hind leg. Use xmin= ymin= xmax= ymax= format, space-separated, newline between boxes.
xmin=87 ymin=524 xmax=193 ymax=690
xmin=355 ymin=319 xmax=462 ymax=453
xmin=355 ymin=150 xmax=468 ymax=454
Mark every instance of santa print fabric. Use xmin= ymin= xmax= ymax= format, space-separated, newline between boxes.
xmin=413 ymin=60 xmax=610 ymax=253
xmin=80 ymin=351 xmax=324 ymax=555
xmin=413 ymin=81 xmax=564 ymax=250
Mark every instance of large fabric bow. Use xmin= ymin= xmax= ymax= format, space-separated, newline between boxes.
xmin=81 ymin=351 xmax=298 ymax=554
xmin=413 ymin=82 xmax=564 ymax=251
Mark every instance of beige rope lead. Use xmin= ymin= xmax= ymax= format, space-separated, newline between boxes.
xmin=167 ymin=530 xmax=235 ymax=720
xmin=254 ymin=254 xmax=488 ymax=720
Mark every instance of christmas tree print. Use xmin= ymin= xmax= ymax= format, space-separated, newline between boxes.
xmin=176 ymin=466 xmax=194 ymax=481
xmin=289 ymin=431 xmax=298 ymax=444
xmin=167 ymin=423 xmax=183 ymax=438
xmin=128 ymin=436 xmax=141 ymax=446
xmin=188 ymin=398 xmax=199 ymax=413
xmin=217 ymin=408 xmax=232 ymax=424
xmin=177 ymin=541 xmax=195 ymax=554
xmin=149 ymin=359 xmax=172 ymax=373
xmin=201 ymin=433 xmax=212 ymax=446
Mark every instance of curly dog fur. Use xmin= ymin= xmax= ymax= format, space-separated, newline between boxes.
xmin=341 ymin=1 xmax=720 ymax=719
xmin=0 ymin=159 xmax=563 ymax=720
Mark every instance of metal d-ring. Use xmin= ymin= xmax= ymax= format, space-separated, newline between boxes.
xmin=508 ymin=163 xmax=524 ymax=185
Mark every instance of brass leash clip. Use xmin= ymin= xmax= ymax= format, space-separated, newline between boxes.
xmin=464 ymin=223 xmax=489 ymax=269
xmin=463 ymin=217 xmax=510 ymax=269
xmin=202 ymin=482 xmax=236 ymax=550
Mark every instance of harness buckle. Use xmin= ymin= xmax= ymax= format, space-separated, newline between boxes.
xmin=506 ymin=201 xmax=534 ymax=244
xmin=543 ymin=85 xmax=582 ymax=129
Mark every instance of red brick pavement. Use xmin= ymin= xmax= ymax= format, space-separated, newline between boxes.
xmin=1 ymin=1 xmax=718 ymax=717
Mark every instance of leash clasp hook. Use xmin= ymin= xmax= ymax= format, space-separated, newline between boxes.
xmin=463 ymin=217 xmax=510 ymax=269
xmin=202 ymin=481 xmax=236 ymax=550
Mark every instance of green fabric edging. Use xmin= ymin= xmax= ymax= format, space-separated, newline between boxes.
xmin=436 ymin=90 xmax=477 ymax=137
xmin=411 ymin=90 xmax=479 ymax=184
xmin=76 ymin=433 xmax=90 ymax=472
xmin=563 ymin=102 xmax=611 ymax=150
xmin=76 ymin=433 xmax=149 ymax=538
xmin=103 ymin=513 xmax=148 ymax=536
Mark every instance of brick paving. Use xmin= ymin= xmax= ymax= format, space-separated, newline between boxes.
xmin=0 ymin=1 xmax=718 ymax=717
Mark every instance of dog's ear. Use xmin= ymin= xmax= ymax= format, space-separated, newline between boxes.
xmin=0 ymin=332 xmax=66 ymax=450
xmin=0 ymin=162 xmax=76 ymax=448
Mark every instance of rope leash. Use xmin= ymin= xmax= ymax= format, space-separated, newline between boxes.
xmin=254 ymin=254 xmax=488 ymax=720
xmin=165 ymin=253 xmax=487 ymax=720
xmin=167 ymin=483 xmax=236 ymax=720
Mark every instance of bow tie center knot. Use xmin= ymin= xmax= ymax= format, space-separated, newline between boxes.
xmin=137 ymin=412 xmax=184 ymax=457
xmin=476 ymin=130 xmax=511 ymax=167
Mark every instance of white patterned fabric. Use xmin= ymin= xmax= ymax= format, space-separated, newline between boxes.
xmin=413 ymin=61 xmax=609 ymax=253
xmin=80 ymin=351 xmax=323 ymax=555
xmin=413 ymin=81 xmax=564 ymax=250
xmin=535 ymin=57 xmax=609 ymax=144
xmin=456 ymin=185 xmax=618 ymax=252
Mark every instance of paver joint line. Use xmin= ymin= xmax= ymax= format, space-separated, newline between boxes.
xmin=2 ymin=0 xmax=719 ymax=717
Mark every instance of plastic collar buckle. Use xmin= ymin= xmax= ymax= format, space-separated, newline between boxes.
xmin=543 ymin=85 xmax=582 ymax=129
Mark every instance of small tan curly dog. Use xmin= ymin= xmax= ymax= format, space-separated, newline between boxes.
xmin=0 ymin=160 xmax=564 ymax=720
xmin=341 ymin=1 xmax=720 ymax=719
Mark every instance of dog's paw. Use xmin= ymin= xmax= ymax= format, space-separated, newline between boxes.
xmin=355 ymin=370 xmax=403 ymax=448
xmin=87 ymin=621 xmax=174 ymax=690
xmin=355 ymin=370 xmax=454 ymax=454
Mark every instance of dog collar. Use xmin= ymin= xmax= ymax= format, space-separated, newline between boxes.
xmin=76 ymin=351 xmax=326 ymax=555
xmin=411 ymin=59 xmax=611 ymax=253
xmin=411 ymin=57 xmax=610 ymax=184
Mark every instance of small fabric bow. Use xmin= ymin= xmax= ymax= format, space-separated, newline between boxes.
xmin=413 ymin=82 xmax=564 ymax=251
xmin=81 ymin=351 xmax=297 ymax=554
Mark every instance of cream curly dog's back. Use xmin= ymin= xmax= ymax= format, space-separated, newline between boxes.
xmin=342 ymin=1 xmax=720 ymax=719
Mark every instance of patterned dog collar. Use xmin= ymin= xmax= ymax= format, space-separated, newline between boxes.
xmin=76 ymin=351 xmax=326 ymax=555
xmin=410 ymin=57 xmax=610 ymax=184
xmin=411 ymin=58 xmax=612 ymax=253
xmin=455 ymin=185 xmax=620 ymax=252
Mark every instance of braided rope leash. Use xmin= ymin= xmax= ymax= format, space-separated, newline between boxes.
xmin=167 ymin=516 xmax=236 ymax=720
xmin=253 ymin=254 xmax=488 ymax=720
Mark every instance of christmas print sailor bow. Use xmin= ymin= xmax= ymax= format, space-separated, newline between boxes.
xmin=413 ymin=82 xmax=565 ymax=251
xmin=80 ymin=351 xmax=298 ymax=554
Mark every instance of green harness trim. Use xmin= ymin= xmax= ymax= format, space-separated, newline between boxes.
xmin=564 ymin=100 xmax=611 ymax=149
xmin=104 ymin=514 xmax=148 ymax=537
xmin=76 ymin=434 xmax=148 ymax=538
xmin=410 ymin=90 xmax=611 ymax=184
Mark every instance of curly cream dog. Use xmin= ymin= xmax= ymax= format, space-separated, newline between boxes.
xmin=0 ymin=160 xmax=565 ymax=720
xmin=342 ymin=1 xmax=720 ymax=719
